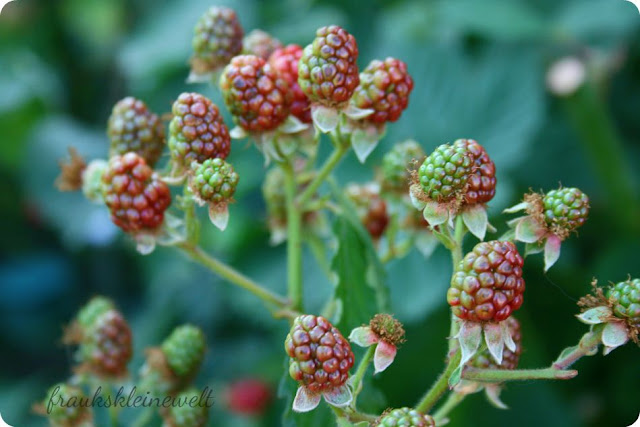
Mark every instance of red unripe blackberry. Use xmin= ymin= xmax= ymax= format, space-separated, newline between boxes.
xmin=285 ymin=315 xmax=354 ymax=393
xmin=168 ymin=93 xmax=231 ymax=167
xmin=346 ymin=184 xmax=389 ymax=239
xmin=191 ymin=6 xmax=243 ymax=74
xmin=352 ymin=57 xmax=414 ymax=124
xmin=107 ymin=97 xmax=165 ymax=167
xmin=102 ymin=153 xmax=171 ymax=233
xmin=219 ymin=55 xmax=292 ymax=132
xmin=269 ymin=44 xmax=312 ymax=123
xmin=80 ymin=310 xmax=133 ymax=377
xmin=298 ymin=25 xmax=359 ymax=107
xmin=452 ymin=139 xmax=496 ymax=205
xmin=227 ymin=379 xmax=272 ymax=415
xmin=470 ymin=317 xmax=522 ymax=370
xmin=448 ymin=241 xmax=525 ymax=323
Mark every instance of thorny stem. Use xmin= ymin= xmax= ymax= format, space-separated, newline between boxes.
xmin=552 ymin=327 xmax=602 ymax=370
xmin=296 ymin=138 xmax=349 ymax=209
xmin=332 ymin=406 xmax=378 ymax=424
xmin=433 ymin=392 xmax=466 ymax=424
xmin=415 ymin=348 xmax=462 ymax=414
xmin=462 ymin=367 xmax=578 ymax=382
xmin=350 ymin=345 xmax=376 ymax=405
xmin=282 ymin=161 xmax=304 ymax=312
xmin=177 ymin=242 xmax=291 ymax=316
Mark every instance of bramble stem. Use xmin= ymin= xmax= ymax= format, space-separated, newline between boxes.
xmin=462 ymin=367 xmax=578 ymax=382
xmin=282 ymin=161 xmax=304 ymax=312
xmin=297 ymin=143 xmax=349 ymax=209
xmin=552 ymin=328 xmax=602 ymax=370
xmin=433 ymin=392 xmax=466 ymax=424
xmin=415 ymin=348 xmax=461 ymax=414
xmin=448 ymin=216 xmax=466 ymax=352
xmin=182 ymin=186 xmax=199 ymax=245
xmin=350 ymin=345 xmax=376 ymax=405
xmin=177 ymin=242 xmax=290 ymax=315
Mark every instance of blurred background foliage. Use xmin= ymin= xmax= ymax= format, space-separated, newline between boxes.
xmin=1 ymin=0 xmax=639 ymax=425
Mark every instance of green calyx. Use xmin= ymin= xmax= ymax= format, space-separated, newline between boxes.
xmin=190 ymin=158 xmax=239 ymax=205
xmin=161 ymin=325 xmax=206 ymax=378
xmin=418 ymin=143 xmax=473 ymax=202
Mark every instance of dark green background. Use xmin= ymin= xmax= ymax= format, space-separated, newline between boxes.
xmin=1 ymin=0 xmax=639 ymax=426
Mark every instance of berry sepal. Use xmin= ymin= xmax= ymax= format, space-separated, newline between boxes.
xmin=454 ymin=318 xmax=518 ymax=369
xmin=342 ymin=118 xmax=385 ymax=163
xmin=349 ymin=314 xmax=405 ymax=374
xmin=504 ymin=188 xmax=589 ymax=271
xmin=292 ymin=383 xmax=352 ymax=412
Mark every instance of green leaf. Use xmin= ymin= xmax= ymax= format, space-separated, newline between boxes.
xmin=330 ymin=186 xmax=390 ymax=334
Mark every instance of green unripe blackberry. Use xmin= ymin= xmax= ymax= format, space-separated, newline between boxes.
xmin=107 ymin=97 xmax=165 ymax=167
xmin=470 ymin=317 xmax=522 ymax=370
xmin=76 ymin=297 xmax=114 ymax=330
xmin=380 ymin=140 xmax=424 ymax=192
xmin=418 ymin=143 xmax=474 ymax=202
xmin=43 ymin=383 xmax=91 ymax=427
xmin=163 ymin=388 xmax=209 ymax=427
xmin=377 ymin=408 xmax=436 ymax=426
xmin=190 ymin=158 xmax=239 ymax=205
xmin=542 ymin=187 xmax=589 ymax=234
xmin=190 ymin=6 xmax=243 ymax=75
xmin=161 ymin=325 xmax=206 ymax=378
xmin=242 ymin=29 xmax=282 ymax=60
xmin=607 ymin=279 xmax=640 ymax=326
xmin=263 ymin=167 xmax=287 ymax=230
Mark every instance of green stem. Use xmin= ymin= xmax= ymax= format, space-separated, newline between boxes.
xmin=462 ymin=367 xmax=578 ymax=382
xmin=415 ymin=348 xmax=462 ymax=414
xmin=563 ymin=82 xmax=639 ymax=231
xmin=182 ymin=186 xmax=199 ymax=245
xmin=297 ymin=144 xmax=349 ymax=209
xmin=350 ymin=345 xmax=376 ymax=404
xmin=282 ymin=161 xmax=303 ymax=312
xmin=177 ymin=242 xmax=290 ymax=315
xmin=448 ymin=217 xmax=466 ymax=352
xmin=433 ymin=392 xmax=466 ymax=424
xmin=552 ymin=328 xmax=602 ymax=370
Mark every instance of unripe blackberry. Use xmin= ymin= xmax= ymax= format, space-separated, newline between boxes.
xmin=243 ymin=29 xmax=282 ymax=60
xmin=163 ymin=388 xmax=209 ymax=427
xmin=352 ymin=58 xmax=413 ymax=124
xmin=43 ymin=383 xmax=92 ymax=427
xmin=285 ymin=315 xmax=354 ymax=393
xmin=607 ymin=279 xmax=640 ymax=327
xmin=107 ymin=97 xmax=165 ymax=167
xmin=227 ymin=379 xmax=272 ymax=415
xmin=542 ymin=187 xmax=589 ymax=234
xmin=79 ymin=310 xmax=133 ymax=377
xmin=168 ymin=93 xmax=231 ymax=168
xmin=190 ymin=158 xmax=239 ymax=205
xmin=102 ymin=153 xmax=171 ymax=233
xmin=269 ymin=44 xmax=312 ymax=123
xmin=448 ymin=241 xmax=525 ymax=323
xmin=452 ymin=139 xmax=496 ymax=205
xmin=345 ymin=183 xmax=389 ymax=239
xmin=220 ymin=55 xmax=292 ymax=132
xmin=377 ymin=408 xmax=436 ymax=427
xmin=380 ymin=140 xmax=424 ymax=192
xmin=298 ymin=25 xmax=359 ymax=107
xmin=76 ymin=296 xmax=114 ymax=330
xmin=470 ymin=317 xmax=522 ymax=370
xmin=418 ymin=143 xmax=474 ymax=202
xmin=190 ymin=6 xmax=243 ymax=75
xmin=161 ymin=325 xmax=206 ymax=378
